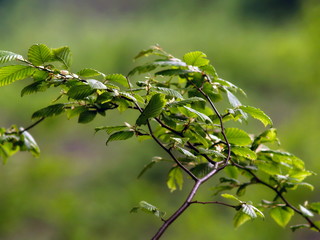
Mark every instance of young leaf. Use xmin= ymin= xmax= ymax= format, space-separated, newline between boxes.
xmin=308 ymin=202 xmax=320 ymax=214
xmin=86 ymin=79 xmax=107 ymax=89
xmin=183 ymin=106 xmax=213 ymax=123
xmin=270 ymin=207 xmax=294 ymax=227
xmin=290 ymin=224 xmax=310 ymax=232
xmin=167 ymin=167 xmax=183 ymax=192
xmin=105 ymin=73 xmax=129 ymax=88
xmin=177 ymin=147 xmax=196 ymax=159
xmin=154 ymin=86 xmax=183 ymax=99
xmin=78 ymin=110 xmax=97 ymax=124
xmin=221 ymin=193 xmax=242 ymax=203
xmin=52 ymin=46 xmax=72 ymax=69
xmin=136 ymin=93 xmax=166 ymax=126
xmin=0 ymin=50 xmax=23 ymax=64
xmin=183 ymin=51 xmax=210 ymax=67
xmin=239 ymin=106 xmax=273 ymax=127
xmin=299 ymin=205 xmax=314 ymax=217
xmin=131 ymin=201 xmax=166 ymax=219
xmin=28 ymin=44 xmax=53 ymax=66
xmin=226 ymin=90 xmax=241 ymax=108
xmin=106 ymin=130 xmax=134 ymax=145
xmin=77 ymin=68 xmax=105 ymax=78
xmin=95 ymin=125 xmax=128 ymax=134
xmin=232 ymin=146 xmax=257 ymax=160
xmin=0 ymin=65 xmax=35 ymax=87
xmin=32 ymin=104 xmax=65 ymax=119
xmin=167 ymin=97 xmax=205 ymax=107
xmin=233 ymin=211 xmax=251 ymax=229
xmin=20 ymin=130 xmax=40 ymax=157
xmin=241 ymin=204 xmax=257 ymax=218
xmin=224 ymin=128 xmax=252 ymax=146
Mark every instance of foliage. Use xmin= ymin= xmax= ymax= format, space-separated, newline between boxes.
xmin=0 ymin=44 xmax=319 ymax=239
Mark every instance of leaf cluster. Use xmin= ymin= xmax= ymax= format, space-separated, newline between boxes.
xmin=0 ymin=44 xmax=318 ymax=236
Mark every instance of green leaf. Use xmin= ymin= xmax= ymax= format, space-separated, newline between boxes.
xmin=52 ymin=46 xmax=72 ymax=69
xmin=308 ymin=202 xmax=320 ymax=214
xmin=226 ymin=90 xmax=241 ymax=108
xmin=28 ymin=44 xmax=53 ymax=66
xmin=224 ymin=128 xmax=252 ymax=146
xmin=241 ymin=204 xmax=257 ymax=218
xmin=167 ymin=167 xmax=183 ymax=192
xmin=130 ymin=201 xmax=165 ymax=219
xmin=221 ymin=193 xmax=242 ymax=203
xmin=78 ymin=110 xmax=97 ymax=124
xmin=190 ymin=163 xmax=212 ymax=178
xmin=290 ymin=224 xmax=310 ymax=232
xmin=183 ymin=51 xmax=210 ymax=67
xmin=21 ymin=80 xmax=47 ymax=97
xmin=20 ymin=130 xmax=40 ymax=157
xmin=105 ymin=73 xmax=129 ymax=88
xmin=232 ymin=147 xmax=257 ymax=160
xmin=0 ymin=50 xmax=23 ymax=64
xmin=233 ymin=211 xmax=251 ymax=229
xmin=0 ymin=65 xmax=35 ymax=87
xmin=177 ymin=146 xmax=196 ymax=159
xmin=32 ymin=104 xmax=65 ymax=119
xmin=167 ymin=97 xmax=205 ymax=107
xmin=183 ymin=106 xmax=213 ymax=123
xmin=154 ymin=86 xmax=183 ymax=99
xmin=153 ymin=60 xmax=187 ymax=67
xmin=136 ymin=93 xmax=166 ymax=126
xmin=155 ymin=69 xmax=195 ymax=76
xmin=106 ymin=130 xmax=134 ymax=145
xmin=95 ymin=125 xmax=128 ymax=134
xmin=86 ymin=79 xmax=107 ymax=89
xmin=270 ymin=207 xmax=294 ymax=227
xmin=198 ymin=148 xmax=225 ymax=158
xmin=77 ymin=68 xmax=105 ymax=78
xmin=240 ymin=106 xmax=273 ymax=127
xmin=128 ymin=64 xmax=157 ymax=76
xmin=67 ymin=85 xmax=94 ymax=100
xmin=299 ymin=205 xmax=314 ymax=217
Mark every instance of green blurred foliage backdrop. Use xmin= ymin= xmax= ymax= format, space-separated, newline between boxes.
xmin=0 ymin=0 xmax=319 ymax=239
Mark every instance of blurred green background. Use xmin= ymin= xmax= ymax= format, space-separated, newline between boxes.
xmin=0 ymin=0 xmax=319 ymax=239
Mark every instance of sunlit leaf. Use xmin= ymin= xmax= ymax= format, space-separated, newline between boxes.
xmin=130 ymin=201 xmax=166 ymax=219
xmin=52 ymin=46 xmax=72 ymax=69
xmin=28 ymin=44 xmax=53 ymax=66
xmin=0 ymin=65 xmax=35 ymax=86
xmin=167 ymin=167 xmax=184 ymax=192
xmin=221 ymin=193 xmax=241 ymax=203
xmin=183 ymin=106 xmax=213 ymax=123
xmin=224 ymin=128 xmax=252 ymax=146
xmin=0 ymin=50 xmax=23 ymax=64
xmin=270 ymin=207 xmax=294 ymax=227
xmin=183 ymin=51 xmax=210 ymax=67
xmin=77 ymin=68 xmax=105 ymax=78
xmin=232 ymin=146 xmax=257 ymax=160
xmin=299 ymin=205 xmax=314 ymax=217
xmin=233 ymin=211 xmax=251 ymax=229
xmin=105 ymin=73 xmax=128 ymax=87
xmin=240 ymin=105 xmax=273 ymax=127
